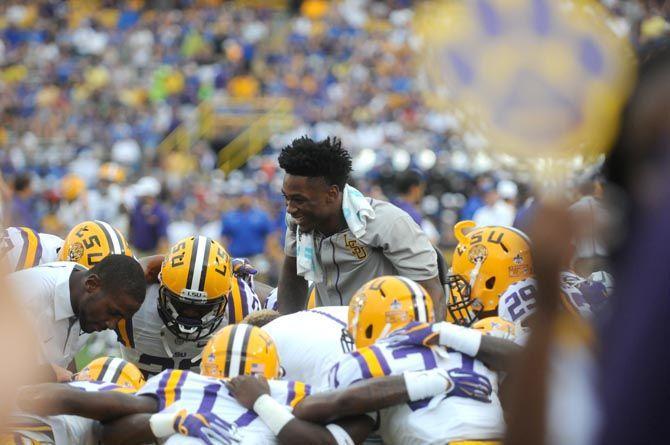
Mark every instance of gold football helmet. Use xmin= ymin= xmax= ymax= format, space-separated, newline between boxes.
xmin=61 ymin=174 xmax=86 ymax=201
xmin=76 ymin=356 xmax=145 ymax=390
xmin=200 ymin=324 xmax=280 ymax=379
xmin=448 ymin=220 xmax=533 ymax=326
xmin=98 ymin=162 xmax=126 ymax=183
xmin=344 ymin=275 xmax=435 ymax=350
xmin=158 ymin=236 xmax=233 ymax=341
xmin=59 ymin=220 xmax=133 ymax=267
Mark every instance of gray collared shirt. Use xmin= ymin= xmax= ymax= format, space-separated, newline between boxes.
xmin=285 ymin=198 xmax=438 ymax=306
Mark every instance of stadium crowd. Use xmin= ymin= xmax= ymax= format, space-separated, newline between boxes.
xmin=0 ymin=0 xmax=669 ymax=444
xmin=1 ymin=0 xmax=668 ymax=284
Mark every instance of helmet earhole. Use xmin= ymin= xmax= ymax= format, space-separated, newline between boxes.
xmin=365 ymin=324 xmax=374 ymax=339
xmin=485 ymin=277 xmax=496 ymax=289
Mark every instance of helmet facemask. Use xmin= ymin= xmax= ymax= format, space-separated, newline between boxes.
xmin=157 ymin=286 xmax=227 ymax=342
xmin=446 ymin=274 xmax=483 ymax=326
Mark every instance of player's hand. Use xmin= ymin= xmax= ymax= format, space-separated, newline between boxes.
xmin=232 ymin=258 xmax=258 ymax=281
xmin=384 ymin=322 xmax=439 ymax=347
xmin=448 ymin=368 xmax=493 ymax=403
xmin=140 ymin=254 xmax=165 ymax=284
xmin=174 ymin=409 xmax=240 ymax=445
xmin=52 ymin=364 xmax=73 ymax=382
xmin=225 ymin=374 xmax=270 ymax=409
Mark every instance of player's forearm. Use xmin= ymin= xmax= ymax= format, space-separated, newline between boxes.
xmin=278 ymin=415 xmax=373 ymax=445
xmin=417 ymin=277 xmax=446 ymax=322
xmin=294 ymin=375 xmax=409 ymax=422
xmin=431 ymin=322 xmax=522 ymax=372
xmin=102 ymin=413 xmax=155 ymax=445
xmin=477 ymin=335 xmax=522 ymax=372
xmin=18 ymin=385 xmax=157 ymax=421
xmin=277 ymin=256 xmax=308 ymax=314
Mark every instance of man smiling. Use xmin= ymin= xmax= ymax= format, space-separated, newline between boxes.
xmin=277 ymin=136 xmax=445 ymax=319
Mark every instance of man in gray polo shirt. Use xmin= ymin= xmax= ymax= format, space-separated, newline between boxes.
xmin=276 ymin=136 xmax=445 ymax=320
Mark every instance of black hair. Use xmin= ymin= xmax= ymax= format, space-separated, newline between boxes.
xmin=395 ymin=169 xmax=424 ymax=195
xmin=13 ymin=173 xmax=31 ymax=192
xmin=89 ymin=255 xmax=146 ymax=304
xmin=278 ymin=136 xmax=352 ymax=190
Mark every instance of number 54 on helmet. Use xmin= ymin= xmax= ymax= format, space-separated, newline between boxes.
xmin=158 ymin=236 xmax=234 ymax=341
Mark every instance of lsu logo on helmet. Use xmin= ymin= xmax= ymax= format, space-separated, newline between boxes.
xmin=59 ymin=220 xmax=133 ymax=268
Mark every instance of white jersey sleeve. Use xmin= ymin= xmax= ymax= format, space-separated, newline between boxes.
xmin=1 ymin=227 xmax=64 ymax=271
xmin=263 ymin=306 xmax=348 ymax=391
xmin=264 ymin=287 xmax=278 ymax=311
xmin=227 ymin=277 xmax=262 ymax=324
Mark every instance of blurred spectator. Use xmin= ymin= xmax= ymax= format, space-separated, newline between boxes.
xmin=128 ymin=176 xmax=168 ymax=255
xmin=473 ymin=181 xmax=517 ymax=227
xmin=87 ymin=163 xmax=129 ymax=234
xmin=391 ymin=169 xmax=425 ymax=225
xmin=220 ymin=190 xmax=273 ymax=259
xmin=56 ymin=173 xmax=90 ymax=230
xmin=8 ymin=173 xmax=39 ymax=230
xmin=460 ymin=175 xmax=492 ymax=220
xmin=569 ymin=175 xmax=610 ymax=276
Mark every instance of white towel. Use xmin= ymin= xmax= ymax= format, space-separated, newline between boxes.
xmin=296 ymin=185 xmax=375 ymax=283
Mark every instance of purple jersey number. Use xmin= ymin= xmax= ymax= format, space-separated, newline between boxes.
xmin=391 ymin=345 xmax=437 ymax=410
xmin=504 ymin=284 xmax=537 ymax=322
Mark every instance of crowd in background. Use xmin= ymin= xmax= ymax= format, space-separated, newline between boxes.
xmin=1 ymin=0 xmax=668 ymax=284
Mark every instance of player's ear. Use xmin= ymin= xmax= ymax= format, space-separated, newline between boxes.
xmin=278 ymin=366 xmax=286 ymax=379
xmin=84 ymin=273 xmax=102 ymax=293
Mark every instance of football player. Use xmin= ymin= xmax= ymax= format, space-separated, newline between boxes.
xmin=114 ymin=236 xmax=262 ymax=377
xmin=323 ymin=275 xmax=506 ymax=444
xmin=19 ymin=325 xmax=377 ymax=444
xmin=8 ymin=356 xmax=144 ymax=445
xmin=446 ymin=221 xmax=534 ymax=327
xmin=245 ymin=305 xmax=348 ymax=391
xmin=0 ymin=226 xmax=64 ymax=272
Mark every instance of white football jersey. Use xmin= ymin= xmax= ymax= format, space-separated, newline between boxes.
xmin=116 ymin=278 xmax=261 ymax=377
xmin=263 ymin=306 xmax=348 ymax=391
xmin=329 ymin=339 xmax=505 ymax=444
xmin=499 ymin=271 xmax=607 ymax=345
xmin=0 ymin=227 xmax=63 ymax=271
xmin=8 ymin=381 xmax=133 ymax=445
xmin=497 ymin=278 xmax=538 ymax=345
xmin=138 ymin=370 xmax=311 ymax=445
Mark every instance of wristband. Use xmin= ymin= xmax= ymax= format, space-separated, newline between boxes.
xmin=149 ymin=412 xmax=177 ymax=438
xmin=252 ymin=394 xmax=295 ymax=435
xmin=403 ymin=368 xmax=453 ymax=401
xmin=435 ymin=322 xmax=482 ymax=357
xmin=326 ymin=423 xmax=355 ymax=445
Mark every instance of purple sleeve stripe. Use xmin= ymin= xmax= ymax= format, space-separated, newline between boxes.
xmin=198 ymin=383 xmax=220 ymax=413
xmin=310 ymin=309 xmax=347 ymax=328
xmin=304 ymin=383 xmax=312 ymax=396
xmin=286 ymin=381 xmax=296 ymax=405
xmin=352 ymin=352 xmax=373 ymax=379
xmin=174 ymin=371 xmax=188 ymax=403
xmin=370 ymin=346 xmax=392 ymax=375
xmin=228 ymin=287 xmax=238 ymax=324
xmin=238 ymin=278 xmax=249 ymax=318
xmin=235 ymin=410 xmax=258 ymax=427
xmin=156 ymin=371 xmax=172 ymax=411
xmin=34 ymin=234 xmax=43 ymax=266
